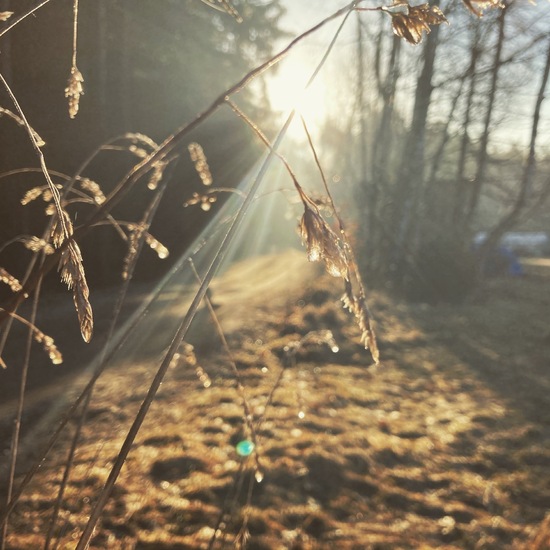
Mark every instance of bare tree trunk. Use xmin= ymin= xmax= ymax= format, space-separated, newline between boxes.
xmin=419 ymin=79 xmax=463 ymax=241
xmin=478 ymin=34 xmax=550 ymax=270
xmin=467 ymin=4 xmax=507 ymax=222
xmin=391 ymin=0 xmax=441 ymax=280
xmin=354 ymin=14 xmax=373 ymax=275
xmin=370 ymin=28 xmax=401 ymax=274
xmin=453 ymin=22 xmax=481 ymax=224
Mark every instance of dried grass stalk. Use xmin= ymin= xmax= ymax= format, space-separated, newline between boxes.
xmin=50 ymin=209 xmax=74 ymax=248
xmin=59 ymin=240 xmax=93 ymax=342
xmin=21 ymin=183 xmax=63 ymax=206
xmin=299 ymin=198 xmax=349 ymax=280
xmin=65 ymin=0 xmax=83 ymax=118
xmin=183 ymin=191 xmax=218 ymax=211
xmin=79 ymin=178 xmax=106 ymax=204
xmin=0 ymin=107 xmax=45 ymax=146
xmin=342 ymin=280 xmax=379 ymax=364
xmin=146 ymin=161 xmax=167 ymax=191
xmin=33 ymin=330 xmax=63 ymax=365
xmin=0 ymin=308 xmax=63 ymax=366
xmin=188 ymin=142 xmax=213 ymax=186
xmin=20 ymin=236 xmax=55 ymax=255
xmin=144 ymin=233 xmax=169 ymax=259
xmin=65 ymin=65 xmax=84 ymax=119
xmin=0 ymin=268 xmax=23 ymax=293
xmin=122 ymin=225 xmax=169 ymax=280
xmin=122 ymin=224 xmax=144 ymax=281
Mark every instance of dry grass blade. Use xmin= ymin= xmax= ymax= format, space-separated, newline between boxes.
xmin=59 ymin=240 xmax=93 ymax=342
xmin=526 ymin=513 xmax=550 ymax=550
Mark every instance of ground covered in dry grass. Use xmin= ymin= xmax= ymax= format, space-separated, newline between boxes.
xmin=1 ymin=252 xmax=550 ymax=549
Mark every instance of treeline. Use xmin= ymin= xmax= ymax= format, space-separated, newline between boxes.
xmin=316 ymin=0 xmax=550 ymax=301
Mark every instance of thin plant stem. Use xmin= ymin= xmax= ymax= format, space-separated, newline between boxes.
xmin=0 ymin=72 xmax=71 ymax=242
xmin=0 ymin=0 xmax=53 ymax=39
xmin=189 ymin=259 xmax=260 ymax=472
xmin=43 ymin=390 xmax=90 ymax=550
xmin=0 ymin=274 xmax=43 ymax=550
xmin=207 ymin=460 xmax=246 ymax=550
xmin=71 ymin=0 xmax=78 ymax=69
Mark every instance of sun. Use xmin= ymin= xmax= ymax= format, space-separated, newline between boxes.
xmin=265 ymin=54 xmax=329 ymax=139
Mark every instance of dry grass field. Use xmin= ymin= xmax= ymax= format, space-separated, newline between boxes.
xmin=1 ymin=250 xmax=550 ymax=549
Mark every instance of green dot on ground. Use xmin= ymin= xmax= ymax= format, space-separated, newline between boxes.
xmin=236 ymin=440 xmax=255 ymax=457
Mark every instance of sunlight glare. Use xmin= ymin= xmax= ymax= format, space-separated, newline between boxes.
xmin=266 ymin=55 xmax=328 ymax=139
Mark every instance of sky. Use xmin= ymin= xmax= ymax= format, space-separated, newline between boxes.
xmin=269 ymin=0 xmax=550 ymax=149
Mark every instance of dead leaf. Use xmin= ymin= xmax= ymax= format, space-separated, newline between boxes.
xmin=384 ymin=2 xmax=448 ymax=45
xmin=462 ymin=0 xmax=503 ymax=16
